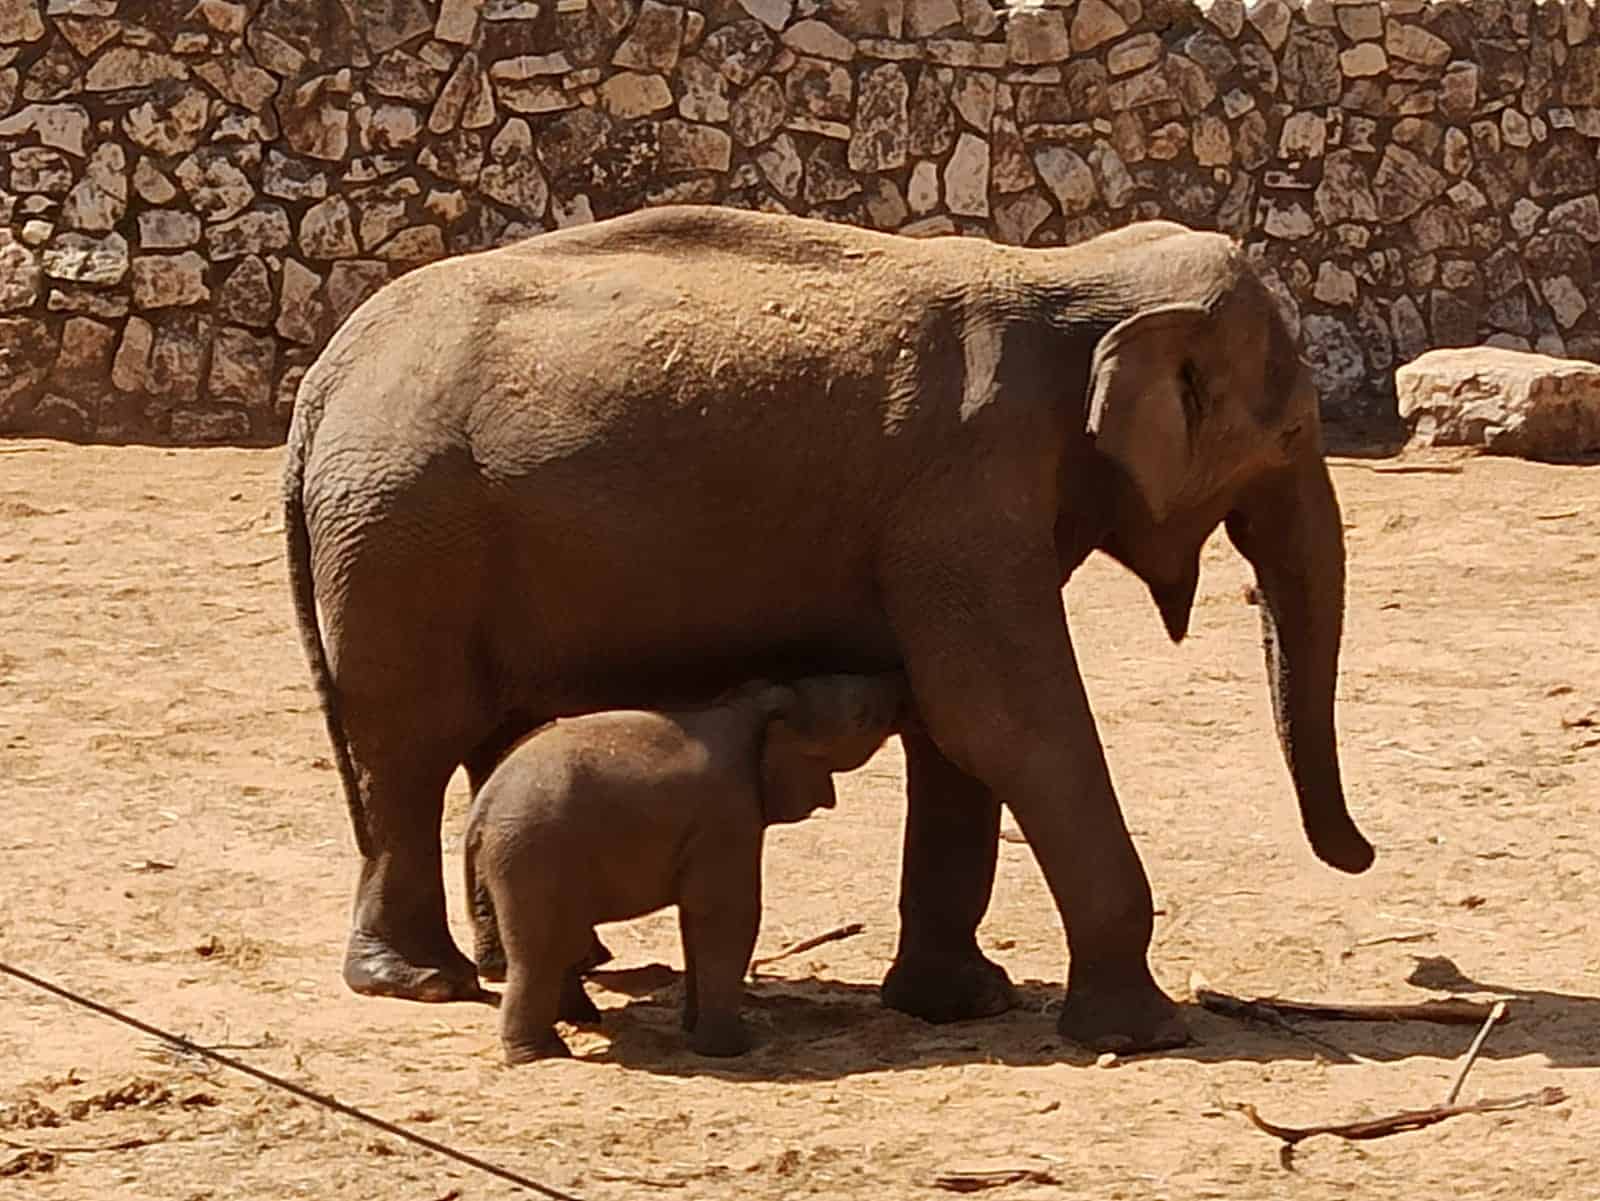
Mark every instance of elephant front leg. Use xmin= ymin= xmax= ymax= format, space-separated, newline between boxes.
xmin=677 ymin=841 xmax=761 ymax=1057
xmin=880 ymin=726 xmax=1017 ymax=1023
xmin=883 ymin=538 xmax=1187 ymax=1053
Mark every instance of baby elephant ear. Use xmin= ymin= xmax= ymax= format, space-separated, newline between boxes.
xmin=1084 ymin=303 xmax=1212 ymax=524
xmin=759 ymin=719 xmax=838 ymax=826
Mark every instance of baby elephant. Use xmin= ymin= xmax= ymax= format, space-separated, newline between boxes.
xmin=464 ymin=672 xmax=905 ymax=1063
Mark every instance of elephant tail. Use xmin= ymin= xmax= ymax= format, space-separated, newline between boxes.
xmin=282 ymin=406 xmax=373 ymax=859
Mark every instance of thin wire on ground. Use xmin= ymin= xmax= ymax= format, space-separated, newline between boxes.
xmin=0 ymin=959 xmax=582 ymax=1200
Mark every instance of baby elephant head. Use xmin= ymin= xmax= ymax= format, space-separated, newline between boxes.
xmin=757 ymin=672 xmax=907 ymax=826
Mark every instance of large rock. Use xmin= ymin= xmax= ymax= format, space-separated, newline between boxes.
xmin=1397 ymin=347 xmax=1600 ymax=459
xmin=848 ymin=63 xmax=908 ymax=172
xmin=0 ymin=229 xmax=42 ymax=312
xmin=175 ymin=149 xmax=255 ymax=222
xmin=49 ymin=316 xmax=115 ymax=398
xmin=0 ymin=102 xmax=90 ymax=155
xmin=0 ymin=318 xmax=57 ymax=422
xmin=612 ymin=0 xmax=684 ymax=72
xmin=480 ymin=118 xmax=550 ymax=215
xmin=131 ymin=252 xmax=210 ymax=309
xmin=282 ymin=70 xmax=352 ymax=161
xmin=208 ymin=326 xmax=276 ymax=409
xmin=215 ymin=255 xmax=273 ymax=327
xmin=9 ymin=146 xmax=72 ymax=193
xmin=42 ymin=231 xmax=128 ymax=285
xmin=60 ymin=142 xmax=126 ymax=232
xmin=0 ymin=0 xmax=47 ymax=43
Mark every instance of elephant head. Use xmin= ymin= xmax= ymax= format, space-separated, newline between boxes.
xmin=755 ymin=672 xmax=905 ymax=826
xmin=1074 ymin=227 xmax=1374 ymax=875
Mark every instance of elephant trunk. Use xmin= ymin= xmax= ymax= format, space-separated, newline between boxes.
xmin=1226 ymin=448 xmax=1374 ymax=874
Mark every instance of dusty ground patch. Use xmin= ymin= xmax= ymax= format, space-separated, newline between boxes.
xmin=1 ymin=442 xmax=1596 ymax=1200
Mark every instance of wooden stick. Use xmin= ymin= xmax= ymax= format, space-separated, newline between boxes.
xmin=1348 ymin=462 xmax=1467 ymax=474
xmin=0 ymin=1132 xmax=171 ymax=1155
xmin=591 ymin=1168 xmax=689 ymax=1189
xmin=748 ymin=923 xmax=863 ymax=974
xmin=1191 ymin=988 xmax=1358 ymax=1061
xmin=1195 ymin=987 xmax=1506 ymax=1026
xmin=1444 ymin=1000 xmax=1508 ymax=1105
xmin=932 ymin=1167 xmax=1060 ymax=1192
xmin=1231 ymin=1086 xmax=1565 ymax=1147
xmin=1347 ymin=930 xmax=1436 ymax=950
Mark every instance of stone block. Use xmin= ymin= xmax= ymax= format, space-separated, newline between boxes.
xmin=1397 ymin=347 xmax=1600 ymax=458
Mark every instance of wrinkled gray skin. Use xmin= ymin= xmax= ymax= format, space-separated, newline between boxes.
xmin=285 ymin=206 xmax=1374 ymax=1054
xmin=465 ymin=673 xmax=904 ymax=1062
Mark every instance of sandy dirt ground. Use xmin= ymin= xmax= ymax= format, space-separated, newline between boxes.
xmin=1 ymin=440 xmax=1597 ymax=1200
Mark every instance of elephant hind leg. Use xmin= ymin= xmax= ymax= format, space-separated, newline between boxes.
xmin=342 ymin=725 xmax=480 ymax=1003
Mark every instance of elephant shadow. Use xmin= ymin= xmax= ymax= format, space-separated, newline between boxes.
xmin=569 ymin=955 xmax=1600 ymax=1079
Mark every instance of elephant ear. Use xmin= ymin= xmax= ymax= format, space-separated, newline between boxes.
xmin=1084 ymin=303 xmax=1213 ymax=523
xmin=758 ymin=718 xmax=839 ymax=827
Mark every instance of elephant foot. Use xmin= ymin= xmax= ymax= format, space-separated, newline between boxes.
xmin=343 ymin=931 xmax=481 ymax=1003
xmin=1056 ymin=972 xmax=1188 ymax=1054
xmin=504 ymin=1031 xmax=573 ymax=1064
xmin=880 ymin=947 xmax=1017 ymax=1023
xmin=689 ymin=1014 xmax=752 ymax=1058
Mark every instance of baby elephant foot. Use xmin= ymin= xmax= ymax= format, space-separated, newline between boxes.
xmin=559 ymin=973 xmax=603 ymax=1025
xmin=689 ymin=1013 xmax=752 ymax=1058
xmin=503 ymin=1029 xmax=573 ymax=1064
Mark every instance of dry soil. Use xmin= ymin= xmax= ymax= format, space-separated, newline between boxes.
xmin=1 ymin=441 xmax=1597 ymax=1200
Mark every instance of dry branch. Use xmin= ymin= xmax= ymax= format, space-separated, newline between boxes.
xmin=1444 ymin=1000 xmax=1508 ymax=1105
xmin=933 ymin=1167 xmax=1061 ymax=1192
xmin=1190 ymin=987 xmax=1357 ymax=1061
xmin=591 ymin=1168 xmax=689 ymax=1189
xmin=1351 ymin=462 xmax=1467 ymax=474
xmin=1195 ymin=987 xmax=1506 ymax=1026
xmin=0 ymin=1132 xmax=171 ymax=1155
xmin=748 ymin=923 xmax=863 ymax=974
xmin=1231 ymin=1087 xmax=1566 ymax=1148
xmin=1347 ymin=930 xmax=1435 ymax=951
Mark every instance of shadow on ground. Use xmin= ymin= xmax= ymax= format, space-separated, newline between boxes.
xmin=562 ymin=956 xmax=1600 ymax=1080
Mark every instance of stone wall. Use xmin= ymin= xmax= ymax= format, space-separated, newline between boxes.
xmin=2 ymin=0 xmax=1598 ymax=444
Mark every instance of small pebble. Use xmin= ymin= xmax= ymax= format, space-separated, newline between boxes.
xmin=1095 ymin=1052 xmax=1119 ymax=1068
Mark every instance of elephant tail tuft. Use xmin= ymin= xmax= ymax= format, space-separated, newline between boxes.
xmin=283 ymin=407 xmax=373 ymax=859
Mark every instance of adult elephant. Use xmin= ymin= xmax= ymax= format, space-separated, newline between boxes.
xmin=284 ymin=207 xmax=1373 ymax=1052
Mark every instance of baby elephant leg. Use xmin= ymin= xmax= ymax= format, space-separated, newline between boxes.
xmin=469 ymin=876 xmax=509 ymax=984
xmin=500 ymin=962 xmax=572 ymax=1063
xmin=678 ymin=846 xmax=762 ymax=1057
xmin=494 ymin=883 xmax=593 ymax=1063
